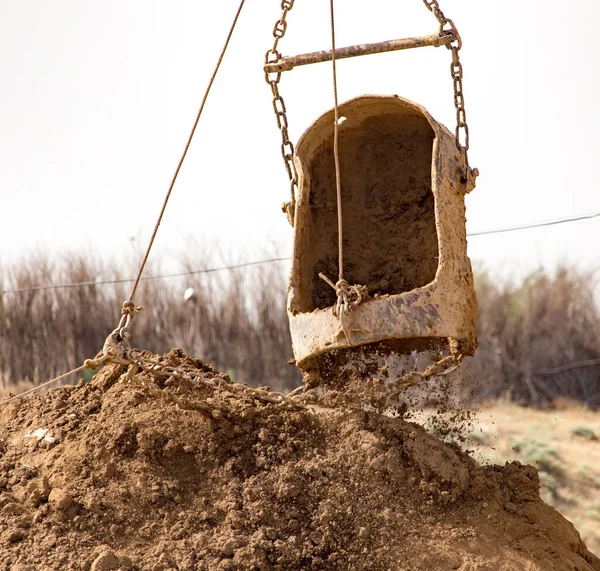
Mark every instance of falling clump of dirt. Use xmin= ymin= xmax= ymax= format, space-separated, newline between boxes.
xmin=0 ymin=349 xmax=598 ymax=570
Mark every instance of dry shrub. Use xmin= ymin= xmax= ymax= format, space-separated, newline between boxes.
xmin=2 ymin=254 xmax=599 ymax=407
xmin=470 ymin=266 xmax=600 ymax=408
xmin=0 ymin=251 xmax=300 ymax=392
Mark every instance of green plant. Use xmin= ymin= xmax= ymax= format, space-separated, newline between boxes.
xmin=571 ymin=426 xmax=598 ymax=441
xmin=585 ymin=504 xmax=600 ymax=522
xmin=576 ymin=464 xmax=590 ymax=479
xmin=538 ymin=470 xmax=561 ymax=504
xmin=511 ymin=438 xmax=564 ymax=477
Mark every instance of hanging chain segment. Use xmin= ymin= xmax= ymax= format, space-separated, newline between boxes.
xmin=422 ymin=0 xmax=476 ymax=181
xmin=265 ymin=0 xmax=476 ymax=212
xmin=92 ymin=341 xmax=463 ymax=412
xmin=127 ymin=351 xmax=307 ymax=408
xmin=103 ymin=340 xmax=464 ymax=413
xmin=265 ymin=1 xmax=298 ymax=225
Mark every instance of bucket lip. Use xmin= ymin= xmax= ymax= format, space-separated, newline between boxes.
xmin=294 ymin=94 xmax=442 ymax=159
xmin=288 ymin=280 xmax=478 ymax=367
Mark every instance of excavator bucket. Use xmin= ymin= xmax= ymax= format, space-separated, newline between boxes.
xmin=287 ymin=95 xmax=478 ymax=380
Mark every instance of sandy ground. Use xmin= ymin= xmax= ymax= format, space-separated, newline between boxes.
xmin=465 ymin=402 xmax=600 ymax=557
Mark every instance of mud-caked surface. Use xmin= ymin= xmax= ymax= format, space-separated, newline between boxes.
xmin=304 ymin=112 xmax=438 ymax=311
xmin=0 ymin=349 xmax=598 ymax=570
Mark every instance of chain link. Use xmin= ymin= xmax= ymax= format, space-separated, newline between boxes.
xmin=338 ymin=345 xmax=465 ymax=410
xmin=422 ymin=0 xmax=475 ymax=180
xmin=265 ymin=0 xmax=475 ymax=206
xmin=265 ymin=1 xmax=297 ymax=224
xmin=93 ymin=306 xmax=464 ymax=411
xmin=126 ymin=350 xmax=307 ymax=408
xmin=392 ymin=351 xmax=462 ymax=393
xmin=101 ymin=342 xmax=463 ymax=412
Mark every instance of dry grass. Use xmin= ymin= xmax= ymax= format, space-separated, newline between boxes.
xmin=0 ymin=250 xmax=300 ymax=392
xmin=2 ymin=254 xmax=600 ymax=406
xmin=469 ymin=266 xmax=600 ymax=408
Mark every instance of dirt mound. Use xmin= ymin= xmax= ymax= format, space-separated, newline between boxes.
xmin=0 ymin=349 xmax=598 ymax=571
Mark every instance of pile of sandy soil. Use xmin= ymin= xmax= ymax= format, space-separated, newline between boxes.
xmin=0 ymin=348 xmax=598 ymax=571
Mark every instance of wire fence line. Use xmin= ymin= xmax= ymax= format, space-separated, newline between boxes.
xmin=2 ymin=211 xmax=599 ymax=296
xmin=467 ymin=211 xmax=600 ymax=237
xmin=0 ymin=251 xmax=301 ymax=392
xmin=1 ymin=258 xmax=290 ymax=295
xmin=533 ymin=358 xmax=600 ymax=376
xmin=2 ymin=259 xmax=600 ymax=407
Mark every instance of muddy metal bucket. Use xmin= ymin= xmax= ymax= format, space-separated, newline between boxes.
xmin=287 ymin=94 xmax=477 ymax=376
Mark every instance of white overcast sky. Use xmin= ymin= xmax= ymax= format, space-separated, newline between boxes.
xmin=1 ymin=1 xmax=599 ymax=280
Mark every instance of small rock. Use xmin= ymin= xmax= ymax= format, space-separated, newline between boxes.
xmin=119 ymin=555 xmax=135 ymax=570
xmin=447 ymin=552 xmax=462 ymax=569
xmin=221 ymin=541 xmax=235 ymax=558
xmin=84 ymin=496 xmax=102 ymax=515
xmin=7 ymin=529 xmax=26 ymax=543
xmin=48 ymin=488 xmax=74 ymax=511
xmin=504 ymin=502 xmax=517 ymax=514
xmin=103 ymin=462 xmax=118 ymax=479
xmin=2 ymin=502 xmax=25 ymax=516
xmin=91 ymin=550 xmax=120 ymax=571
xmin=32 ymin=509 xmax=46 ymax=524
xmin=24 ymin=476 xmax=51 ymax=506
xmin=53 ymin=399 xmax=67 ymax=411
xmin=221 ymin=536 xmax=248 ymax=557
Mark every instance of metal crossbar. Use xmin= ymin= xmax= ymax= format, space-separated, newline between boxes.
xmin=264 ymin=32 xmax=453 ymax=73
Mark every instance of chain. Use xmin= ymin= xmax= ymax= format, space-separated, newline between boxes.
xmin=93 ymin=305 xmax=463 ymax=411
xmin=388 ymin=351 xmax=463 ymax=397
xmin=265 ymin=0 xmax=297 ymax=224
xmin=324 ymin=344 xmax=465 ymax=411
xmin=97 ymin=340 xmax=463 ymax=412
xmin=422 ymin=0 xmax=476 ymax=181
xmin=126 ymin=350 xmax=307 ymax=408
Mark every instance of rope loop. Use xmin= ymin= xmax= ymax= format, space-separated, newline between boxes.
xmin=83 ymin=354 xmax=110 ymax=370
xmin=121 ymin=300 xmax=140 ymax=316
xmin=319 ymin=273 xmax=368 ymax=318
xmin=116 ymin=300 xmax=143 ymax=339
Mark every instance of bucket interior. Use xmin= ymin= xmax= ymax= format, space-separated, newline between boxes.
xmin=293 ymin=106 xmax=438 ymax=313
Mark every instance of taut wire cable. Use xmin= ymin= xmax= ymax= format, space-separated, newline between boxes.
xmin=126 ymin=0 xmax=247 ymax=306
